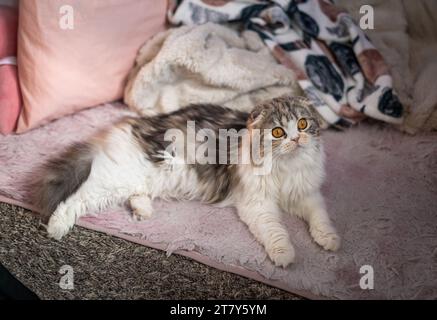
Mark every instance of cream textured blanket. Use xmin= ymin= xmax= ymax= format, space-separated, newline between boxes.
xmin=125 ymin=0 xmax=437 ymax=133
xmin=124 ymin=23 xmax=300 ymax=116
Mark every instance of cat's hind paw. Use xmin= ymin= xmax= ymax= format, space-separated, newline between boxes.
xmin=46 ymin=208 xmax=75 ymax=240
xmin=129 ymin=194 xmax=153 ymax=221
xmin=132 ymin=208 xmax=153 ymax=221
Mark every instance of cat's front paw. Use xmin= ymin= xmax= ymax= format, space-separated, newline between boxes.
xmin=268 ymin=244 xmax=295 ymax=268
xmin=311 ymin=225 xmax=341 ymax=251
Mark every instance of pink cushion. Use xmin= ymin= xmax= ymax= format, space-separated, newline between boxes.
xmin=16 ymin=0 xmax=167 ymax=133
xmin=0 ymin=5 xmax=20 ymax=135
xmin=0 ymin=66 xmax=21 ymax=134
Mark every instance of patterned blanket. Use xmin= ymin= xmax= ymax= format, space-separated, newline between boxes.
xmin=169 ymin=0 xmax=404 ymax=127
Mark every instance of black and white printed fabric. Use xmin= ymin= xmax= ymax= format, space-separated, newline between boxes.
xmin=169 ymin=0 xmax=404 ymax=127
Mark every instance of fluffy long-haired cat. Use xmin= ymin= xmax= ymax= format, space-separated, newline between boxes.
xmin=35 ymin=96 xmax=340 ymax=267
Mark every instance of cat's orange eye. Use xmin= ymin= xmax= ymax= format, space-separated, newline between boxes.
xmin=297 ymin=118 xmax=308 ymax=130
xmin=272 ymin=127 xmax=285 ymax=138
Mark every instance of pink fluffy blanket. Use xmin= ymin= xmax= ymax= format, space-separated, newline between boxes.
xmin=1 ymin=102 xmax=436 ymax=299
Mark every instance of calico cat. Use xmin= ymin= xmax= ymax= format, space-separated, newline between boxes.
xmin=36 ymin=96 xmax=340 ymax=267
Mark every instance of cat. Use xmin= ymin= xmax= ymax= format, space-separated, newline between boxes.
xmin=35 ymin=95 xmax=340 ymax=267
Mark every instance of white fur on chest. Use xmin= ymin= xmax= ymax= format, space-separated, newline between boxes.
xmin=277 ymin=146 xmax=325 ymax=202
xmin=235 ymin=144 xmax=325 ymax=207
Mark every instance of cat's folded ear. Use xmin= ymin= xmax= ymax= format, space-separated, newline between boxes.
xmin=247 ymin=105 xmax=268 ymax=128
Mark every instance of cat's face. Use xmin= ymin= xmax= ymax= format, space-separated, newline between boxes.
xmin=248 ymin=96 xmax=321 ymax=157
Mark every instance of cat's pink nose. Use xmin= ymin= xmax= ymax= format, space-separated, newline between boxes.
xmin=291 ymin=136 xmax=299 ymax=142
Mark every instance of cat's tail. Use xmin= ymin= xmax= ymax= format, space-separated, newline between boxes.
xmin=34 ymin=142 xmax=95 ymax=224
